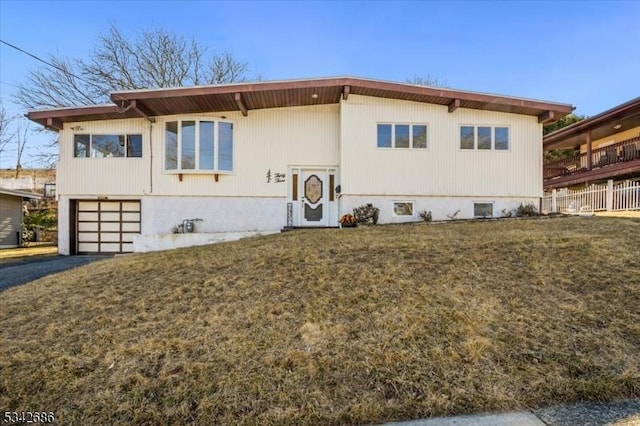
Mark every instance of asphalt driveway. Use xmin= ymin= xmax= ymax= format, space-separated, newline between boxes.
xmin=0 ymin=255 xmax=108 ymax=291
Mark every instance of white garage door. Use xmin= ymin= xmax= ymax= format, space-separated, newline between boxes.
xmin=77 ymin=200 xmax=140 ymax=254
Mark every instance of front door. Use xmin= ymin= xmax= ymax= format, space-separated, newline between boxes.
xmin=300 ymin=170 xmax=328 ymax=226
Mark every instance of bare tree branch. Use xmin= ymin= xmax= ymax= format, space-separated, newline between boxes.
xmin=14 ymin=24 xmax=252 ymax=110
xmin=406 ymin=74 xmax=449 ymax=88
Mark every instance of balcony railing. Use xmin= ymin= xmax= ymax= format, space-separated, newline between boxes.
xmin=544 ymin=136 xmax=640 ymax=180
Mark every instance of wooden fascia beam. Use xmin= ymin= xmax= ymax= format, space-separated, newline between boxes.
xmin=45 ymin=117 xmax=63 ymax=131
xmin=342 ymin=85 xmax=350 ymax=100
xmin=448 ymin=98 xmax=460 ymax=113
xmin=129 ymin=100 xmax=156 ymax=119
xmin=234 ymin=93 xmax=248 ymax=116
xmin=538 ymin=110 xmax=555 ymax=124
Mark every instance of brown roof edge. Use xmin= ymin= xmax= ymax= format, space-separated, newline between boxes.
xmin=26 ymin=76 xmax=574 ymax=129
xmin=109 ymin=76 xmax=574 ymax=113
xmin=28 ymin=104 xmax=121 ymax=120
xmin=544 ymin=97 xmax=640 ymax=146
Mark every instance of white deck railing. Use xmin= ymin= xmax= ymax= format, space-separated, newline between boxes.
xmin=542 ymin=179 xmax=640 ymax=213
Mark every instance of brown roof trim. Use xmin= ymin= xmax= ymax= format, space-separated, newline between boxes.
xmin=544 ymin=97 xmax=640 ymax=146
xmin=109 ymin=76 xmax=572 ymax=112
xmin=27 ymin=76 xmax=574 ymax=130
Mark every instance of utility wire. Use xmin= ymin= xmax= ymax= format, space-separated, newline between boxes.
xmin=0 ymin=80 xmax=21 ymax=89
xmin=0 ymin=39 xmax=94 ymax=86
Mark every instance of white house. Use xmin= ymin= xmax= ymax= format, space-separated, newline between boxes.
xmin=27 ymin=77 xmax=573 ymax=255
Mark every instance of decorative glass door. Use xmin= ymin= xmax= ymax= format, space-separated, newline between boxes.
xmin=300 ymin=170 xmax=327 ymax=226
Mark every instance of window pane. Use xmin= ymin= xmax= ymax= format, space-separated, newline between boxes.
xmin=478 ymin=127 xmax=491 ymax=150
xmin=495 ymin=127 xmax=509 ymax=150
xmin=74 ymin=134 xmax=90 ymax=158
xmin=394 ymin=202 xmax=413 ymax=216
xmin=474 ymin=203 xmax=493 ymax=217
xmin=460 ymin=126 xmax=474 ymax=149
xmin=395 ymin=125 xmax=410 ymax=148
xmin=181 ymin=121 xmax=196 ymax=169
xmin=199 ymin=121 xmax=214 ymax=170
xmin=218 ymin=122 xmax=233 ymax=171
xmin=127 ymin=135 xmax=142 ymax=158
xmin=377 ymin=124 xmax=392 ymax=148
xmin=91 ymin=135 xmax=124 ymax=158
xmin=165 ymin=122 xmax=178 ymax=170
xmin=413 ymin=125 xmax=427 ymax=148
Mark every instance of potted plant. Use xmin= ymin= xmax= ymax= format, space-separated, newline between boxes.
xmin=339 ymin=214 xmax=357 ymax=228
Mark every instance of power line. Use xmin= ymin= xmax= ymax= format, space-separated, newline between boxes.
xmin=0 ymin=80 xmax=21 ymax=89
xmin=0 ymin=39 xmax=94 ymax=86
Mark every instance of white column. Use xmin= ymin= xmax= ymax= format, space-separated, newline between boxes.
xmin=552 ymin=189 xmax=557 ymax=212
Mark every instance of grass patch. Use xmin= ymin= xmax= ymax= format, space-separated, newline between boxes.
xmin=1 ymin=217 xmax=639 ymax=425
xmin=0 ymin=244 xmax=57 ymax=264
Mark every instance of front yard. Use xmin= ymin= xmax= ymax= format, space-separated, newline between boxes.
xmin=1 ymin=217 xmax=638 ymax=425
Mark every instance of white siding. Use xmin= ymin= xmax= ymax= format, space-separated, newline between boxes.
xmin=340 ymin=95 xmax=543 ymax=198
xmin=57 ymin=105 xmax=340 ymax=198
xmin=151 ymin=104 xmax=339 ymax=197
xmin=57 ymin=118 xmax=150 ymax=196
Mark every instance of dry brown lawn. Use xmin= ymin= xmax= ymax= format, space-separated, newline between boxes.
xmin=1 ymin=217 xmax=639 ymax=425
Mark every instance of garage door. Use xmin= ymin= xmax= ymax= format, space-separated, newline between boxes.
xmin=77 ymin=200 xmax=140 ymax=254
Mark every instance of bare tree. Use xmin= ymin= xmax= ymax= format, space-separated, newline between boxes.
xmin=14 ymin=25 xmax=252 ymax=109
xmin=14 ymin=123 xmax=31 ymax=178
xmin=0 ymin=101 xmax=15 ymax=156
xmin=406 ymin=74 xmax=449 ymax=88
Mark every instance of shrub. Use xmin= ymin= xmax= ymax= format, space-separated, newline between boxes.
xmin=515 ymin=202 xmax=539 ymax=217
xmin=418 ymin=210 xmax=432 ymax=222
xmin=353 ymin=204 xmax=379 ymax=225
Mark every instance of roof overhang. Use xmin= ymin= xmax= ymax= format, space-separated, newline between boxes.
xmin=27 ymin=76 xmax=574 ymax=131
xmin=544 ymin=97 xmax=640 ymax=150
xmin=0 ymin=188 xmax=43 ymax=200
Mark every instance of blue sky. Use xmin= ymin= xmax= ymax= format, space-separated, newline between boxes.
xmin=0 ymin=0 xmax=639 ymax=167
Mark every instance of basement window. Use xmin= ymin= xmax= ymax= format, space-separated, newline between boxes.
xmin=473 ymin=202 xmax=494 ymax=218
xmin=165 ymin=119 xmax=233 ymax=172
xmin=74 ymin=134 xmax=142 ymax=158
xmin=394 ymin=201 xmax=414 ymax=216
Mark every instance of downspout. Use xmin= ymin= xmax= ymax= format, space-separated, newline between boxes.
xmin=147 ymin=119 xmax=153 ymax=194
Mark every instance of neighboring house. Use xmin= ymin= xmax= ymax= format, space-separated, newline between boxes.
xmin=27 ymin=77 xmax=573 ymax=255
xmin=543 ymin=97 xmax=640 ymax=190
xmin=0 ymin=189 xmax=42 ymax=248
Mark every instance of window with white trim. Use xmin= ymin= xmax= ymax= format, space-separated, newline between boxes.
xmin=460 ymin=126 xmax=509 ymax=151
xmin=74 ymin=134 xmax=142 ymax=158
xmin=394 ymin=201 xmax=414 ymax=216
xmin=165 ymin=119 xmax=233 ymax=172
xmin=377 ymin=124 xmax=428 ymax=149
xmin=474 ymin=202 xmax=494 ymax=218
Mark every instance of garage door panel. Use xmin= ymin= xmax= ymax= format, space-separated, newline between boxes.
xmin=100 ymin=233 xmax=121 ymax=242
xmin=78 ymin=242 xmax=99 ymax=252
xmin=122 ymin=222 xmax=140 ymax=232
xmin=100 ymin=222 xmax=120 ymax=232
xmin=122 ymin=212 xmax=140 ymax=221
xmin=78 ymin=212 xmax=99 ymax=221
xmin=76 ymin=200 xmax=140 ymax=254
xmin=78 ymin=232 xmax=98 ymax=242
xmin=122 ymin=203 xmax=140 ymax=212
xmin=100 ymin=212 xmax=121 ymax=221
xmin=78 ymin=202 xmax=99 ymax=211
xmin=77 ymin=222 xmax=98 ymax=232
xmin=100 ymin=243 xmax=121 ymax=252
xmin=100 ymin=202 xmax=122 ymax=211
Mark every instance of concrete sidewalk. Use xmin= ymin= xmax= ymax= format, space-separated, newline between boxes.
xmin=384 ymin=399 xmax=640 ymax=426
